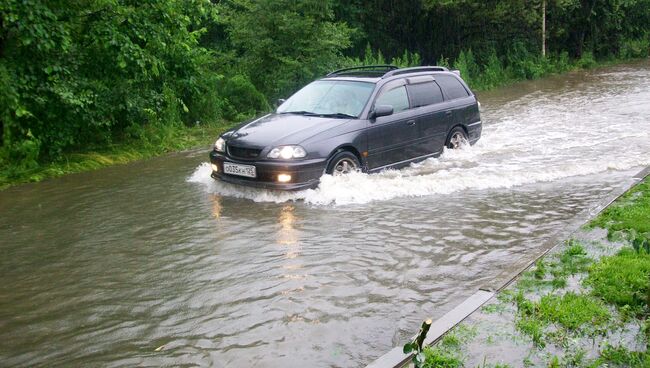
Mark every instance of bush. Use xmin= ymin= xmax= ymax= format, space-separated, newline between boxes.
xmin=477 ymin=50 xmax=507 ymax=90
xmin=218 ymin=74 xmax=271 ymax=121
xmin=341 ymin=45 xmax=422 ymax=69
xmin=577 ymin=51 xmax=597 ymax=69
xmin=619 ymin=37 xmax=650 ymax=59
xmin=453 ymin=49 xmax=479 ymax=87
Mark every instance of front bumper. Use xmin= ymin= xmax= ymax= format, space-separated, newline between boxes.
xmin=209 ymin=150 xmax=326 ymax=191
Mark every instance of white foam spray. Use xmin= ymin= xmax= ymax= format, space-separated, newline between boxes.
xmin=188 ymin=69 xmax=650 ymax=205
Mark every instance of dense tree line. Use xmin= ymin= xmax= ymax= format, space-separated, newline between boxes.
xmin=1 ymin=0 xmax=649 ymax=174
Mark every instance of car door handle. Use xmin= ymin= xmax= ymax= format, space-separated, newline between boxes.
xmin=406 ymin=120 xmax=416 ymax=126
xmin=445 ymin=110 xmax=452 ymax=116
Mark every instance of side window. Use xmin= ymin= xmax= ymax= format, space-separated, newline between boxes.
xmin=406 ymin=82 xmax=444 ymax=108
xmin=375 ymin=86 xmax=409 ymax=113
xmin=436 ymin=75 xmax=470 ymax=100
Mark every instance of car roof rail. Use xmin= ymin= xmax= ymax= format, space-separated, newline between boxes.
xmin=326 ymin=65 xmax=398 ymax=77
xmin=382 ymin=66 xmax=449 ymax=78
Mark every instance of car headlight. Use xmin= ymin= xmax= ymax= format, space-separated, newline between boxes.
xmin=214 ymin=137 xmax=226 ymax=152
xmin=267 ymin=145 xmax=307 ymax=159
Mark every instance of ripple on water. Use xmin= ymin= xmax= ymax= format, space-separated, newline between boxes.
xmin=1 ymin=62 xmax=650 ymax=368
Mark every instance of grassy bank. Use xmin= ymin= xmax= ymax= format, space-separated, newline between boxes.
xmin=422 ymin=175 xmax=650 ymax=367
xmin=0 ymin=121 xmax=233 ymax=190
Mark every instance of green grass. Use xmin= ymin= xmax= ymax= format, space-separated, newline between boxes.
xmin=588 ymin=177 xmax=650 ymax=315
xmin=422 ymin=348 xmax=463 ymax=368
xmin=590 ymin=179 xmax=650 ymax=234
xmin=515 ymin=240 xmax=592 ymax=293
xmin=585 ymin=248 xmax=650 ymax=314
xmin=537 ymin=292 xmax=610 ymax=330
xmin=513 ymin=290 xmax=610 ymax=346
xmin=0 ymin=121 xmax=233 ymax=190
xmin=421 ymin=326 xmax=476 ymax=367
xmin=516 ymin=316 xmax=546 ymax=347
xmin=589 ymin=345 xmax=650 ymax=368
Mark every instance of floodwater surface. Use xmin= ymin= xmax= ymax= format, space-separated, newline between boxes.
xmin=1 ymin=61 xmax=649 ymax=367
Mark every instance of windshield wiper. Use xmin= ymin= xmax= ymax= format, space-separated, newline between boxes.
xmin=317 ymin=112 xmax=357 ymax=119
xmin=279 ymin=111 xmax=357 ymax=119
xmin=280 ymin=110 xmax=320 ymax=116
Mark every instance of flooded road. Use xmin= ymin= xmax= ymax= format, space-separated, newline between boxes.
xmin=1 ymin=61 xmax=649 ymax=367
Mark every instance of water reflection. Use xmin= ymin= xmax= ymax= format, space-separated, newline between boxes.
xmin=278 ymin=204 xmax=299 ymax=248
xmin=209 ymin=194 xmax=222 ymax=219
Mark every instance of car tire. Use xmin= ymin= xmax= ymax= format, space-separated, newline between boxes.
xmin=326 ymin=151 xmax=361 ymax=176
xmin=446 ymin=127 xmax=468 ymax=149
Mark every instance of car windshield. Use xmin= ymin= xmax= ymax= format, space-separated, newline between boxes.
xmin=277 ymin=80 xmax=375 ymax=118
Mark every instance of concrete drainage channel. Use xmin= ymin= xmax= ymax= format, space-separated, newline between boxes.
xmin=366 ymin=166 xmax=650 ymax=368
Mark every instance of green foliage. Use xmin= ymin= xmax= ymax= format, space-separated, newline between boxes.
xmin=577 ymin=51 xmax=597 ymax=69
xmin=619 ymin=37 xmax=650 ymax=59
xmin=516 ymin=240 xmax=592 ymax=292
xmin=422 ymin=348 xmax=463 ymax=368
xmin=479 ymin=50 xmax=508 ymax=90
xmin=591 ymin=178 xmax=650 ymax=235
xmin=558 ymin=240 xmax=591 ymax=274
xmin=420 ymin=325 xmax=477 ymax=367
xmin=404 ymin=320 xmax=433 ymax=368
xmin=218 ymin=0 xmax=352 ymax=99
xmin=342 ymin=44 xmax=422 ymax=69
xmin=516 ymin=316 xmax=546 ymax=347
xmin=592 ymin=345 xmax=650 ymax=368
xmin=218 ymin=75 xmax=270 ymax=121
xmin=0 ymin=0 xmax=222 ymax=174
xmin=586 ymin=248 xmax=650 ymax=313
xmin=453 ymin=50 xmax=479 ymax=87
xmin=390 ymin=49 xmax=422 ymax=68
xmin=421 ymin=332 xmax=465 ymax=368
xmin=513 ymin=287 xmax=610 ymax=345
xmin=537 ymin=292 xmax=610 ymax=330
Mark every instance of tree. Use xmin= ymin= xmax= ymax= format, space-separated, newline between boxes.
xmin=218 ymin=0 xmax=352 ymax=99
xmin=0 ymin=0 xmax=220 ymax=165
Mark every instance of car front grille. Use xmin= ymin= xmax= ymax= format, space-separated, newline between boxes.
xmin=227 ymin=145 xmax=262 ymax=160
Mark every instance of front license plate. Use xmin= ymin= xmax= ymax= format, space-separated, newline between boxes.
xmin=223 ymin=162 xmax=257 ymax=178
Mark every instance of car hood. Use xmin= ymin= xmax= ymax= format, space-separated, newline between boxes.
xmin=225 ymin=113 xmax=350 ymax=148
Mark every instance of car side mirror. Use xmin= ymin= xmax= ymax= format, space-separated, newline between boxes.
xmin=276 ymin=98 xmax=286 ymax=107
xmin=369 ymin=105 xmax=394 ymax=120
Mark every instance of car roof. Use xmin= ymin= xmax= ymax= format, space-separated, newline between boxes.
xmin=320 ymin=70 xmax=463 ymax=85
xmin=320 ymin=76 xmax=383 ymax=83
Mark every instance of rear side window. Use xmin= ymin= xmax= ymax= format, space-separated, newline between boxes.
xmin=436 ymin=75 xmax=470 ymax=100
xmin=375 ymin=86 xmax=409 ymax=112
xmin=406 ymin=82 xmax=444 ymax=108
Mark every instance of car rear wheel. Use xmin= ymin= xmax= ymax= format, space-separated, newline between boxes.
xmin=326 ymin=151 xmax=361 ymax=176
xmin=446 ymin=127 xmax=468 ymax=149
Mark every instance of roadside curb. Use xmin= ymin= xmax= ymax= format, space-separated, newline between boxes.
xmin=365 ymin=166 xmax=650 ymax=368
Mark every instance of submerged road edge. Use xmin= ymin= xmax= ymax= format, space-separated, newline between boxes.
xmin=365 ymin=166 xmax=650 ymax=368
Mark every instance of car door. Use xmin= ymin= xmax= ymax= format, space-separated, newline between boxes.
xmin=366 ymin=80 xmax=419 ymax=170
xmin=405 ymin=77 xmax=451 ymax=157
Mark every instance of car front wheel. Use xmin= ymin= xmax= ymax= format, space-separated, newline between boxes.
xmin=326 ymin=151 xmax=361 ymax=176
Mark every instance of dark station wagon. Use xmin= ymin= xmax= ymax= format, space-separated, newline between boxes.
xmin=209 ymin=65 xmax=482 ymax=190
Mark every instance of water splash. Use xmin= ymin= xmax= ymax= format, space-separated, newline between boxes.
xmin=188 ymin=70 xmax=650 ymax=205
